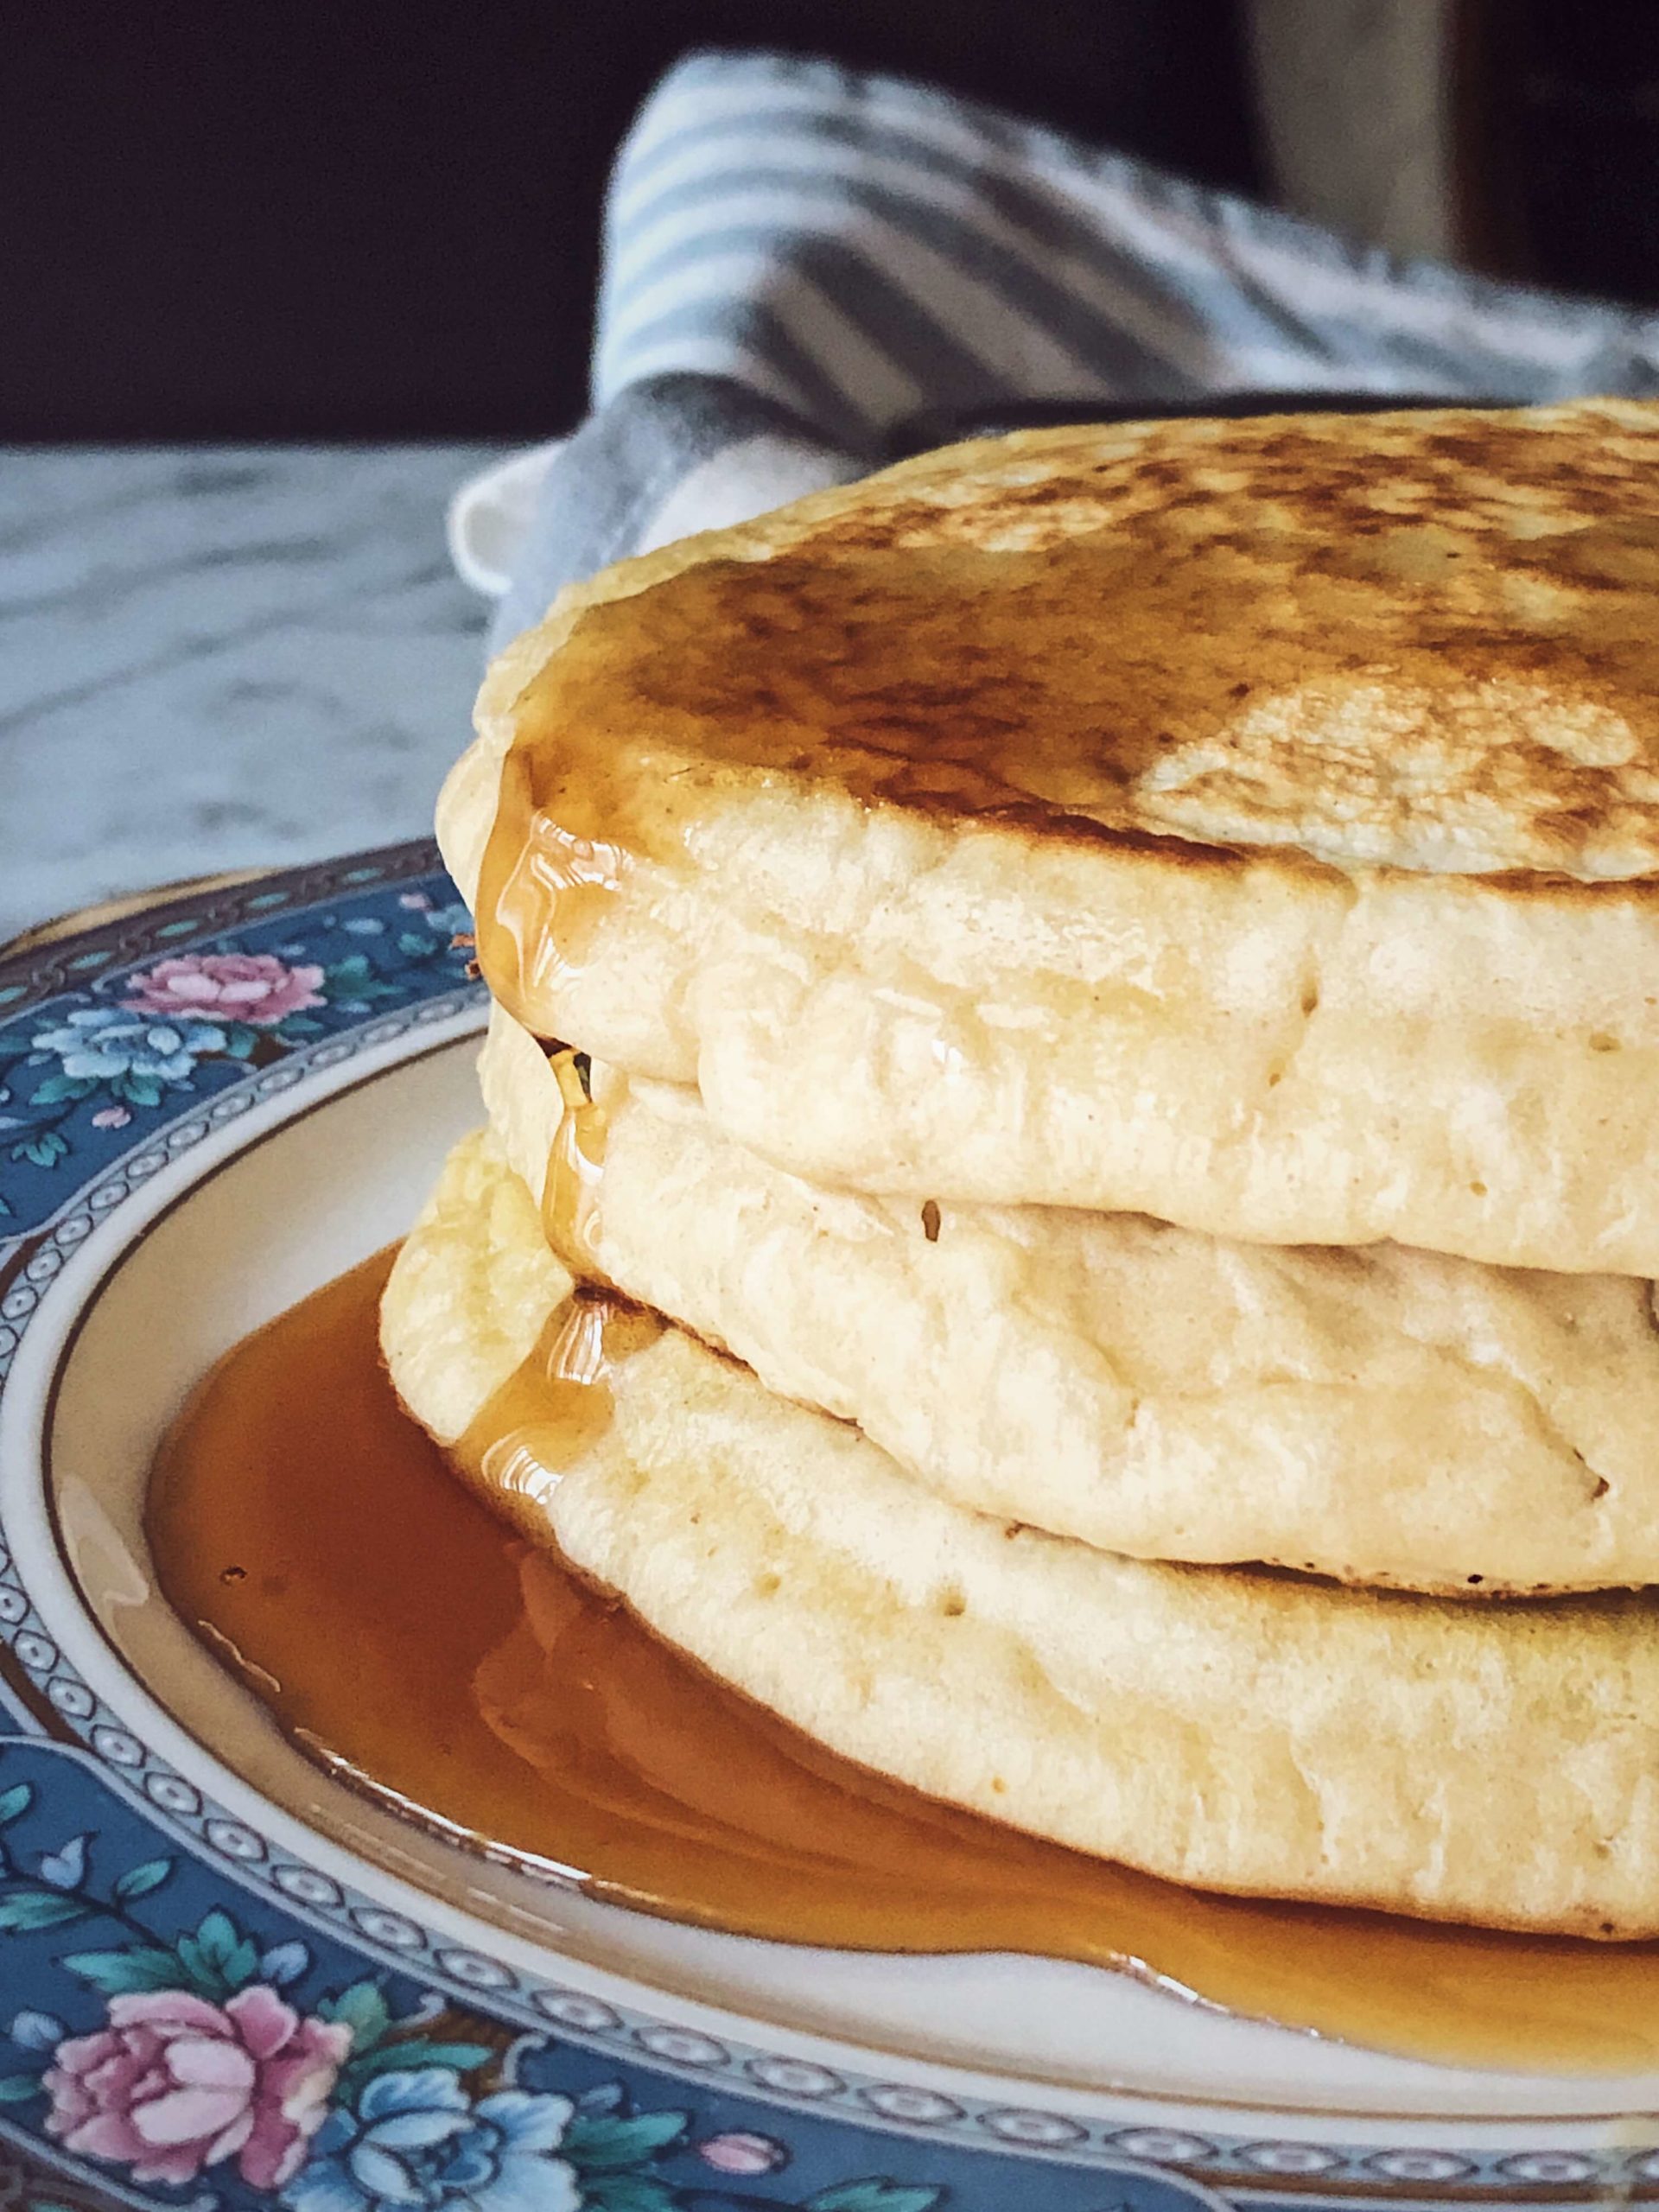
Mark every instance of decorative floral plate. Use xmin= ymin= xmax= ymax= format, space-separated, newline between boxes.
xmin=2 ymin=842 xmax=1656 ymax=2212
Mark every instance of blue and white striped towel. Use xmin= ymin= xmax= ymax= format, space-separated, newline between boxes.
xmin=473 ymin=48 xmax=1659 ymax=649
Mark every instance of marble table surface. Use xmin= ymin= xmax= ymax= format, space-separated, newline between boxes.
xmin=0 ymin=443 xmax=505 ymax=943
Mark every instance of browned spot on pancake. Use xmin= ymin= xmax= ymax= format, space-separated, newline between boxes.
xmin=488 ymin=403 xmax=1659 ymax=911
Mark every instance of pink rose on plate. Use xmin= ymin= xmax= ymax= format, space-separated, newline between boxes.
xmin=696 ymin=2129 xmax=789 ymax=2175
xmin=43 ymin=1985 xmax=351 ymax=2190
xmin=122 ymin=952 xmax=325 ymax=1027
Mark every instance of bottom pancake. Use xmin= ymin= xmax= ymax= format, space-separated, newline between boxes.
xmin=383 ymin=1128 xmax=1659 ymax=1938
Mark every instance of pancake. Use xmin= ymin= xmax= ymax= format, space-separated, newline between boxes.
xmin=478 ymin=1004 xmax=1659 ymax=1599
xmin=440 ymin=399 xmax=1659 ymax=1274
xmin=382 ymin=1127 xmax=1659 ymax=1938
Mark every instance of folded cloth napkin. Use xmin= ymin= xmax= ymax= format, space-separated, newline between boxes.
xmin=487 ymin=46 xmax=1659 ymax=649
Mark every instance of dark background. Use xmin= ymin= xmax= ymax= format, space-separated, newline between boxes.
xmin=5 ymin=0 xmax=1659 ymax=442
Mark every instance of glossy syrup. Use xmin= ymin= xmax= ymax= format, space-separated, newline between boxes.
xmin=145 ymin=1251 xmax=1659 ymax=2075
xmin=541 ymin=1046 xmax=607 ymax=1268
xmin=474 ymin=746 xmax=629 ymax=1041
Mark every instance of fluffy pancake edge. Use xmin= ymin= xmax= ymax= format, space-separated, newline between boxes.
xmin=382 ymin=1126 xmax=1659 ymax=1937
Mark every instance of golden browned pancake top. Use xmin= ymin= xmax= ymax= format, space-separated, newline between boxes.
xmin=509 ymin=399 xmax=1659 ymax=884
xmin=443 ymin=400 xmax=1659 ymax=1274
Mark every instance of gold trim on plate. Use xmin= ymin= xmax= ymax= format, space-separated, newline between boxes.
xmin=0 ymin=865 xmax=278 ymax=964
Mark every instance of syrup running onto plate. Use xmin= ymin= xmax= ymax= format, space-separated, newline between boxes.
xmin=146 ymin=1249 xmax=1659 ymax=2074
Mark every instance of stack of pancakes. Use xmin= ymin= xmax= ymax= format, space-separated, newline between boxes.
xmin=385 ymin=398 xmax=1659 ymax=1941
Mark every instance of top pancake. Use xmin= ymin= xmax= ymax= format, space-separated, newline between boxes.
xmin=444 ymin=399 xmax=1659 ymax=1272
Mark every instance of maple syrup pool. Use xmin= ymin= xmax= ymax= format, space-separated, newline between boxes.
xmin=143 ymin=1247 xmax=1659 ymax=2075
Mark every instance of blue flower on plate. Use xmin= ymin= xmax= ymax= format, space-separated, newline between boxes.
xmin=282 ymin=2068 xmax=580 ymax=2212
xmin=30 ymin=1005 xmax=226 ymax=1085
xmin=423 ymin=901 xmax=474 ymax=941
